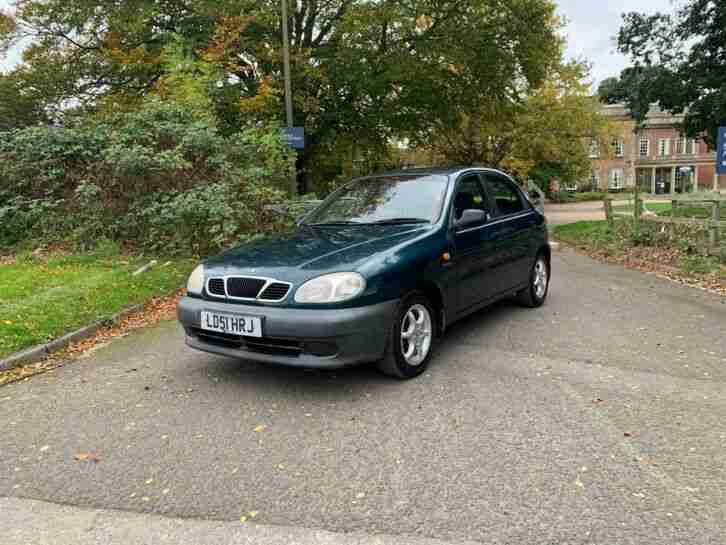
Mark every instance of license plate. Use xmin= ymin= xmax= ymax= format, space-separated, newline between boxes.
xmin=200 ymin=311 xmax=262 ymax=338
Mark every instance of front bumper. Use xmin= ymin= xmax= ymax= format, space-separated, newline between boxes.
xmin=176 ymin=297 xmax=399 ymax=368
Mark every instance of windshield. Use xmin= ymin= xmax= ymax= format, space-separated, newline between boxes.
xmin=304 ymin=175 xmax=449 ymax=225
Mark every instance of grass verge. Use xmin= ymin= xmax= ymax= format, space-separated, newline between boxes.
xmin=612 ymin=202 xmax=725 ymax=219
xmin=0 ymin=249 xmax=194 ymax=359
xmin=551 ymin=221 xmax=611 ymax=245
xmin=613 ymin=202 xmax=673 ymax=215
xmin=553 ymin=220 xmax=725 ymax=286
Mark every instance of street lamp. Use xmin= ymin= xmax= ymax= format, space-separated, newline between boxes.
xmin=281 ymin=0 xmax=294 ymax=130
xmin=281 ymin=0 xmax=297 ymax=194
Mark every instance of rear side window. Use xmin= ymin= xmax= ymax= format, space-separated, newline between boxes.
xmin=484 ymin=174 xmax=526 ymax=217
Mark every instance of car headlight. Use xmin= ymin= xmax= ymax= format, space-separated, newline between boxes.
xmin=186 ymin=264 xmax=205 ymax=295
xmin=294 ymin=272 xmax=366 ymax=304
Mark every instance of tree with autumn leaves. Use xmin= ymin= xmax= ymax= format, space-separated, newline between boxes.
xmin=1 ymin=0 xmax=607 ymax=191
xmin=424 ymin=60 xmax=611 ymax=187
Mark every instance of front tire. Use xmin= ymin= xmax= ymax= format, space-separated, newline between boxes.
xmin=517 ymin=253 xmax=550 ymax=308
xmin=376 ymin=293 xmax=436 ymax=379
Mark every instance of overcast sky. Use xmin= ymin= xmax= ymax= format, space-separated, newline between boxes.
xmin=557 ymin=0 xmax=678 ymax=87
xmin=1 ymin=0 xmax=675 ymax=87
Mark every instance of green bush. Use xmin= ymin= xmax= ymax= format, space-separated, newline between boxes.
xmin=574 ymin=191 xmax=606 ymax=202
xmin=0 ymin=100 xmax=294 ymax=254
xmin=548 ymin=191 xmax=605 ymax=203
xmin=548 ymin=191 xmax=575 ymax=203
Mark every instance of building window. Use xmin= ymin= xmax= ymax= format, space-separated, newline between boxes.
xmin=610 ymin=168 xmax=624 ymax=190
xmin=676 ymin=138 xmax=696 ymax=155
xmin=676 ymin=137 xmax=686 ymax=155
xmin=589 ymin=139 xmax=600 ymax=159
xmin=658 ymin=138 xmax=671 ymax=156
xmin=612 ymin=140 xmax=624 ymax=157
xmin=590 ymin=170 xmax=600 ymax=191
xmin=639 ymin=138 xmax=650 ymax=157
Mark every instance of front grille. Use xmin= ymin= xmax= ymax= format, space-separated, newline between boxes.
xmin=226 ymin=277 xmax=266 ymax=299
xmin=207 ymin=278 xmax=226 ymax=296
xmin=206 ymin=276 xmax=291 ymax=302
xmin=259 ymin=282 xmax=291 ymax=301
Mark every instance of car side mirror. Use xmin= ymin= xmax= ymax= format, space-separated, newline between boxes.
xmin=455 ymin=209 xmax=488 ymax=230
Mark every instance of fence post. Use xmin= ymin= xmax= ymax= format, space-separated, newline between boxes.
xmin=633 ymin=194 xmax=642 ymax=221
xmin=632 ymin=184 xmax=642 ymax=237
xmin=604 ymin=196 xmax=614 ymax=230
xmin=669 ymin=198 xmax=678 ymax=239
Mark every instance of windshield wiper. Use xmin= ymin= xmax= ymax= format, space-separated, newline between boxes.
xmin=371 ymin=218 xmax=430 ymax=225
xmin=307 ymin=220 xmax=363 ymax=226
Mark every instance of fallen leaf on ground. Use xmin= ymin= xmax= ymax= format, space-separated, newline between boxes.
xmin=253 ymin=425 xmax=267 ymax=433
xmin=73 ymin=452 xmax=100 ymax=463
xmin=559 ymin=243 xmax=726 ymax=296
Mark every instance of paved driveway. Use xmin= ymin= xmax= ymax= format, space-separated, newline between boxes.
xmin=545 ymin=201 xmax=605 ymax=226
xmin=2 ymin=250 xmax=726 ymax=545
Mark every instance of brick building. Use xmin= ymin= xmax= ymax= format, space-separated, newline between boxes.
xmin=589 ymin=103 xmax=724 ymax=194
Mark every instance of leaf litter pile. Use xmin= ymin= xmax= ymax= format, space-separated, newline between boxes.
xmin=567 ymin=245 xmax=726 ymax=297
xmin=0 ymin=290 xmax=184 ymax=387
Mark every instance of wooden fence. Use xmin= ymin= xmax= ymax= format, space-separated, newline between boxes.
xmin=606 ymin=194 xmax=725 ymax=259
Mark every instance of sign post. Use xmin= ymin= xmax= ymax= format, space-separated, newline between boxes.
xmin=281 ymin=0 xmax=296 ymax=194
xmin=281 ymin=127 xmax=304 ymax=194
xmin=281 ymin=127 xmax=305 ymax=150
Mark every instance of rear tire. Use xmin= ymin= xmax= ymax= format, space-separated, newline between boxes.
xmin=517 ymin=253 xmax=549 ymax=308
xmin=376 ymin=293 xmax=436 ymax=379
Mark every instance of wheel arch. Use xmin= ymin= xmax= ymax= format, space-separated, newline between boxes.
xmin=539 ymin=243 xmax=551 ymax=264
xmin=415 ymin=281 xmax=447 ymax=337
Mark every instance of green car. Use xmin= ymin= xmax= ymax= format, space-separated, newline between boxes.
xmin=177 ymin=167 xmax=550 ymax=379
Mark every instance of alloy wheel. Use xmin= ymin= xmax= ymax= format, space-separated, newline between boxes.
xmin=399 ymin=304 xmax=433 ymax=366
xmin=533 ymin=258 xmax=548 ymax=299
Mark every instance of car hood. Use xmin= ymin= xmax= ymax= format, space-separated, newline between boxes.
xmin=204 ymin=224 xmax=431 ymax=281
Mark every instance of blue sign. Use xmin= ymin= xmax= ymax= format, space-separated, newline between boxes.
xmin=718 ymin=126 xmax=726 ymax=175
xmin=282 ymin=127 xmax=305 ymax=149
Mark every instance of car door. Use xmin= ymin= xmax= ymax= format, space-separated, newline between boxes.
xmin=449 ymin=173 xmax=499 ymax=315
xmin=481 ymin=172 xmax=537 ymax=294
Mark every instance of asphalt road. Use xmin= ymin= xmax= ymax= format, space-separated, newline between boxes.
xmin=2 ymin=249 xmax=726 ymax=545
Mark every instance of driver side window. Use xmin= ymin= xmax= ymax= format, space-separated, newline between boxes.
xmin=452 ymin=175 xmax=490 ymax=221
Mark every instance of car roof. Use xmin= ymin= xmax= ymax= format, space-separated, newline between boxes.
xmin=372 ymin=166 xmax=509 ymax=179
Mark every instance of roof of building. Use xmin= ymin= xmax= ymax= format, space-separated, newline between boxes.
xmin=601 ymin=102 xmax=685 ymax=126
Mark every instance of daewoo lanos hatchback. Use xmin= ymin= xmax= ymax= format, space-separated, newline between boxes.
xmin=177 ymin=168 xmax=551 ymax=379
